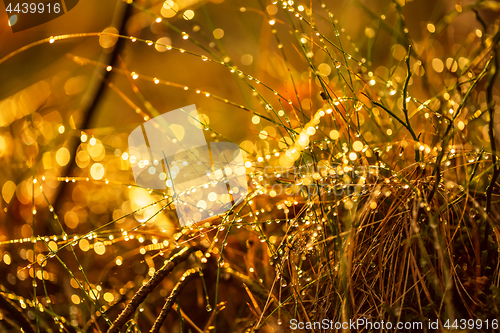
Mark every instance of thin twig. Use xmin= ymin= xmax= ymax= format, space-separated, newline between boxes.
xmin=107 ymin=247 xmax=196 ymax=333
xmin=202 ymin=302 xmax=226 ymax=333
xmin=172 ymin=304 xmax=204 ymax=333
xmin=149 ymin=268 xmax=200 ymax=333
xmin=402 ymin=45 xmax=421 ymax=161
xmin=375 ymin=46 xmax=420 ymax=161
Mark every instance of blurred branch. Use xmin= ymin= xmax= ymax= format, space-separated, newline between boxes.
xmin=52 ymin=1 xmax=132 ymax=214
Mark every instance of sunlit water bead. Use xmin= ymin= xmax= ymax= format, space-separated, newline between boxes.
xmin=161 ymin=0 xmax=178 ymax=18
xmin=99 ymin=27 xmax=119 ymax=49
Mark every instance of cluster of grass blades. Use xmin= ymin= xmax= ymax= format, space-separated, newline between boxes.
xmin=1 ymin=0 xmax=500 ymax=332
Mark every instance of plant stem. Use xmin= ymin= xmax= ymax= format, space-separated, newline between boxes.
xmin=483 ymin=30 xmax=500 ymax=257
xmin=373 ymin=46 xmax=421 ymax=161
xmin=428 ymin=57 xmax=493 ymax=203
